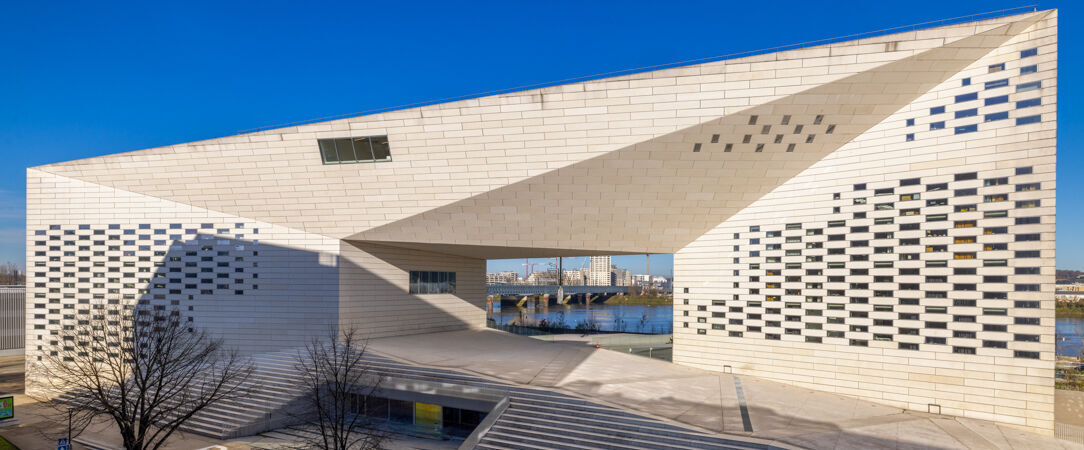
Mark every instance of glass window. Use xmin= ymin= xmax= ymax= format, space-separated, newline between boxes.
xmin=351 ymin=137 xmax=374 ymax=160
xmin=1016 ymin=115 xmax=1041 ymax=125
xmin=364 ymin=137 xmax=390 ymax=161
xmin=984 ymin=79 xmax=1009 ymax=89
xmin=408 ymin=271 xmax=457 ymax=294
xmin=334 ymin=138 xmax=356 ymax=162
xmin=1020 ymin=48 xmax=1037 ymax=58
xmin=1017 ymin=81 xmax=1041 ymax=92
xmin=319 ymin=139 xmax=339 ymax=163
xmin=985 ymin=111 xmax=1008 ymax=122
xmin=955 ymin=108 xmax=977 ymax=119
xmin=317 ymin=136 xmax=392 ymax=164
xmin=988 ymin=63 xmax=1005 ymax=73
xmin=1017 ymin=98 xmax=1041 ymax=109
xmin=985 ymin=95 xmax=1008 ymax=106
xmin=1020 ymin=64 xmax=1037 ymax=74
xmin=955 ymin=92 xmax=978 ymax=103
xmin=954 ymin=124 xmax=978 ymax=134
xmin=930 ymin=106 xmax=945 ymax=115
xmin=929 ymin=121 xmax=945 ymax=130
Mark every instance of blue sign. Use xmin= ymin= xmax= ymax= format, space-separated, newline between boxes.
xmin=58 ymin=437 xmax=70 ymax=450
xmin=0 ymin=396 xmax=11 ymax=420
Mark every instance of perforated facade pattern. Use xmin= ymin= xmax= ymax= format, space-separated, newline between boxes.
xmin=674 ymin=12 xmax=1057 ymax=432
xmin=26 ymin=9 xmax=1057 ymax=435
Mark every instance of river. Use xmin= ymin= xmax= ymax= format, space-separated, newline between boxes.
xmin=1058 ymin=318 xmax=1084 ymax=356
xmin=488 ymin=301 xmax=673 ymax=334
xmin=493 ymin=305 xmax=1078 ymax=348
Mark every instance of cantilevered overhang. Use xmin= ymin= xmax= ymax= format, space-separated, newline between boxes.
xmin=350 ymin=13 xmax=1047 ymax=257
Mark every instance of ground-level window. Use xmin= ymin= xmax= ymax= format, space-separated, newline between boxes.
xmin=409 ymin=271 xmax=456 ymax=294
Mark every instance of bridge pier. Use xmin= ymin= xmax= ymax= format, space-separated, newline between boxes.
xmin=486 ymin=285 xmax=627 ymax=304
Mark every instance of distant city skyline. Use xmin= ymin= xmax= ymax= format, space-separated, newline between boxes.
xmin=2 ymin=1 xmax=1082 ymax=271
xmin=486 ymin=254 xmax=673 ymax=278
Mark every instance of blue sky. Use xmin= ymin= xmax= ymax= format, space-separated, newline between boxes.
xmin=0 ymin=1 xmax=1078 ymax=275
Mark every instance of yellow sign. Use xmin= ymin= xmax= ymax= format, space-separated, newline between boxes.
xmin=414 ymin=402 xmax=441 ymax=431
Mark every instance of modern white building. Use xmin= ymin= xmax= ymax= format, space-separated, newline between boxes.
xmin=588 ymin=256 xmax=614 ymax=286
xmin=26 ymin=10 xmax=1057 ymax=434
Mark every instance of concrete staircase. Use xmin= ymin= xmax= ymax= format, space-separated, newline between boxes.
xmin=473 ymin=392 xmax=769 ymax=450
xmin=167 ymin=346 xmax=774 ymax=448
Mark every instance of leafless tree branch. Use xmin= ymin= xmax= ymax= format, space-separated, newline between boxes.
xmin=27 ymin=300 xmax=253 ymax=450
xmin=293 ymin=325 xmax=387 ymax=450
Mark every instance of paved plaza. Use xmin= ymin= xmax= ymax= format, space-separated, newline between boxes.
xmin=369 ymin=329 xmax=1082 ymax=449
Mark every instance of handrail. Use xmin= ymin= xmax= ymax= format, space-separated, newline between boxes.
xmin=237 ymin=5 xmax=1040 ymax=134
xmin=458 ymin=395 xmax=510 ymax=450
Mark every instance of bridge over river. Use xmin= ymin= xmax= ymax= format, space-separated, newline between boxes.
xmin=486 ymin=284 xmax=628 ymax=296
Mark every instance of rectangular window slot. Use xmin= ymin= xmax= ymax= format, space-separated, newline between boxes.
xmin=781 ymin=115 xmax=791 ymax=125
xmin=985 ymin=112 xmax=1008 ymax=122
xmin=711 ymin=134 xmax=720 ymax=143
xmin=755 ymin=144 xmax=764 ymax=152
xmin=955 ymin=108 xmax=977 ymax=119
xmin=929 ymin=121 xmax=945 ymax=130
xmin=408 ymin=271 xmax=456 ymax=294
xmin=318 ymin=136 xmax=392 ymax=164
xmin=930 ymin=106 xmax=945 ymax=115
xmin=742 ymin=135 xmax=752 ymax=143
xmin=984 ymin=79 xmax=1009 ymax=89
xmin=962 ymin=78 xmax=971 ymax=86
xmin=1017 ymin=81 xmax=1041 ymax=92
xmin=806 ymin=134 xmax=815 ymax=143
xmin=1020 ymin=48 xmax=1037 ymax=58
xmin=985 ymin=95 xmax=1008 ymax=106
xmin=761 ymin=125 xmax=771 ymax=134
xmin=1017 ymin=98 xmax=1041 ymax=109
xmin=794 ymin=124 xmax=804 ymax=134
xmin=1021 ymin=64 xmax=1037 ymax=74
xmin=954 ymin=124 xmax=978 ymax=135
xmin=774 ymin=134 xmax=783 ymax=144
xmin=1016 ymin=115 xmax=1041 ymax=125
xmin=826 ymin=125 xmax=835 ymax=134
xmin=988 ymin=63 xmax=1005 ymax=73
xmin=693 ymin=143 xmax=702 ymax=152
xmin=724 ymin=143 xmax=733 ymax=152
xmin=955 ymin=92 xmax=978 ymax=103
xmin=748 ymin=116 xmax=758 ymax=125
xmin=814 ymin=115 xmax=824 ymax=125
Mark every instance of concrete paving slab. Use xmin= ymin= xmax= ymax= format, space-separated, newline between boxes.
xmin=368 ymin=329 xmax=1077 ymax=449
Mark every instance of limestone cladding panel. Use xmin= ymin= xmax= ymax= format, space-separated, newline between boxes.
xmin=25 ymin=169 xmax=340 ymax=357
xmin=338 ymin=241 xmax=486 ymax=338
xmin=31 ymin=13 xmax=1042 ymax=240
xmin=672 ymin=12 xmax=1057 ymax=434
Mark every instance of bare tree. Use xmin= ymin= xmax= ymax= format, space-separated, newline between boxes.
xmin=294 ymin=326 xmax=387 ymax=450
xmin=0 ymin=262 xmax=24 ymax=285
xmin=27 ymin=301 xmax=253 ymax=450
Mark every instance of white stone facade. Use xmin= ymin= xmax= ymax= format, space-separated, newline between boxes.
xmin=673 ymin=13 xmax=1058 ymax=433
xmin=25 ymin=10 xmax=1056 ymax=434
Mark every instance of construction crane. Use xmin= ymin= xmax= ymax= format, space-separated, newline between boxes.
xmin=522 ymin=259 xmax=541 ymax=280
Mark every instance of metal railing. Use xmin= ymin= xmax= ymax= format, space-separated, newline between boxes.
xmin=237 ymin=5 xmax=1040 ymax=135
xmin=0 ymin=287 xmax=24 ymax=352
